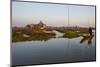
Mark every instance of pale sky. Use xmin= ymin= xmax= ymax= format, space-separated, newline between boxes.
xmin=12 ymin=1 xmax=95 ymax=27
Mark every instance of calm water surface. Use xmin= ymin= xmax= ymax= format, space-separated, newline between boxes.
xmin=11 ymin=31 xmax=96 ymax=66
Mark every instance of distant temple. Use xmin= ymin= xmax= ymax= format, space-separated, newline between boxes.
xmin=26 ymin=21 xmax=46 ymax=32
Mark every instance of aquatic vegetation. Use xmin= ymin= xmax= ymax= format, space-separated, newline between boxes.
xmin=63 ymin=31 xmax=80 ymax=38
xmin=63 ymin=28 xmax=89 ymax=38
xmin=12 ymin=26 xmax=92 ymax=42
xmin=12 ymin=31 xmax=56 ymax=42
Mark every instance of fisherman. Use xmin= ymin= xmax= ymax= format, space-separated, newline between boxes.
xmin=89 ymin=27 xmax=92 ymax=36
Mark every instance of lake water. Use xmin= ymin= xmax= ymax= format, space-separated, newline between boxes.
xmin=11 ymin=30 xmax=96 ymax=66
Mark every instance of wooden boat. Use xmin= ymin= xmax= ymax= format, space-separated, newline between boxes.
xmin=81 ymin=34 xmax=94 ymax=39
xmin=80 ymin=34 xmax=94 ymax=44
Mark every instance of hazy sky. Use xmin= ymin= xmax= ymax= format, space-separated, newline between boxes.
xmin=12 ymin=1 xmax=95 ymax=27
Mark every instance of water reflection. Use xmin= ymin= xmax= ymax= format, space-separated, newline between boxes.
xmin=15 ymin=34 xmax=94 ymax=44
xmin=12 ymin=33 xmax=95 ymax=66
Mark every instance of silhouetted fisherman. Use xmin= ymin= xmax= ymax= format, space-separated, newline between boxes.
xmin=89 ymin=27 xmax=92 ymax=36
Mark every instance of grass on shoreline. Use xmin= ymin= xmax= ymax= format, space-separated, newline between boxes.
xmin=12 ymin=27 xmax=90 ymax=42
xmin=12 ymin=32 xmax=56 ymax=42
xmin=58 ymin=28 xmax=89 ymax=38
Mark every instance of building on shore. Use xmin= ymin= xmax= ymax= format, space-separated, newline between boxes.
xmin=26 ymin=21 xmax=47 ymax=33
